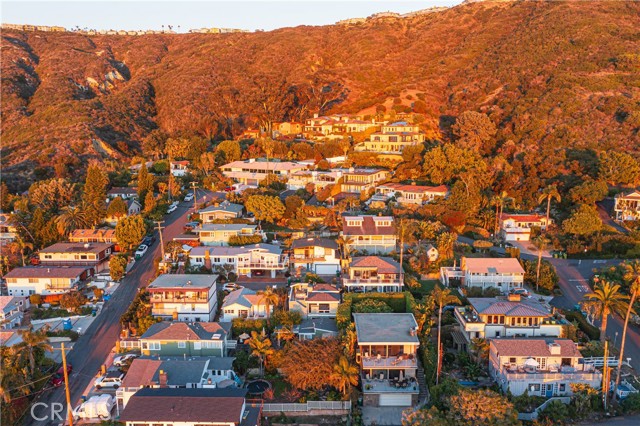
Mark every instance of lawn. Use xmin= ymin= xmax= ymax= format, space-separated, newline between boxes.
xmin=417 ymin=279 xmax=440 ymax=294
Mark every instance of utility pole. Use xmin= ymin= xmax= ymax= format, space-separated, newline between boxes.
xmin=602 ymin=338 xmax=609 ymax=411
xmin=190 ymin=181 xmax=198 ymax=211
xmin=61 ymin=342 xmax=73 ymax=426
xmin=155 ymin=221 xmax=165 ymax=261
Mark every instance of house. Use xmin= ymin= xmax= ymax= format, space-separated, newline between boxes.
xmin=139 ymin=321 xmax=234 ymax=357
xmin=199 ymin=201 xmax=244 ymax=222
xmin=119 ymin=388 xmax=260 ymax=426
xmin=440 ymin=257 xmax=525 ymax=294
xmin=0 ymin=213 xmax=17 ymax=242
xmin=354 ymin=313 xmax=420 ymax=406
xmin=189 ymin=244 xmax=288 ymax=278
xmin=290 ymin=237 xmax=341 ymax=275
xmin=147 ymin=274 xmax=218 ymax=322
xmin=288 ymin=283 xmax=341 ymax=318
xmin=221 ymin=159 xmax=309 ymax=186
xmin=453 ymin=294 xmax=567 ymax=351
xmin=0 ymin=296 xmax=29 ymax=329
xmin=105 ymin=198 xmax=142 ymax=225
xmin=69 ymin=228 xmax=117 ymax=245
xmin=489 ymin=338 xmax=601 ymax=397
xmin=37 ymin=242 xmax=113 ymax=273
xmin=5 ymin=266 xmax=90 ymax=296
xmin=193 ymin=224 xmax=261 ymax=246
xmin=342 ymin=215 xmax=396 ymax=254
xmin=372 ymin=183 xmax=449 ymax=205
xmin=107 ymin=187 xmax=138 ymax=199
xmin=0 ymin=330 xmax=23 ymax=347
xmin=614 ymin=190 xmax=640 ymax=221
xmin=170 ymin=160 xmax=190 ymax=177
xmin=287 ymin=169 xmax=344 ymax=191
xmin=273 ymin=121 xmax=304 ymax=137
xmin=499 ymin=213 xmax=551 ymax=241
xmin=117 ymin=356 xmax=238 ymax=408
xmin=424 ymin=244 xmax=439 ymax=262
xmin=339 ymin=168 xmax=390 ymax=194
xmin=295 ymin=317 xmax=339 ymax=340
xmin=358 ymin=122 xmax=425 ymax=153
xmin=344 ymin=256 xmax=403 ymax=293
xmin=220 ymin=287 xmax=273 ymax=322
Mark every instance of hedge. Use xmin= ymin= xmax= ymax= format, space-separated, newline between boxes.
xmin=229 ymin=234 xmax=263 ymax=246
xmin=564 ymin=310 xmax=600 ymax=341
xmin=336 ymin=291 xmax=417 ymax=330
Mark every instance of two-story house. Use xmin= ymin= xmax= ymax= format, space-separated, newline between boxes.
xmin=189 ymin=244 xmax=288 ymax=278
xmin=170 ymin=160 xmax=190 ymax=177
xmin=358 ymin=122 xmax=425 ymax=153
xmin=499 ymin=213 xmax=551 ymax=242
xmin=453 ymin=294 xmax=567 ymax=351
xmin=119 ymin=388 xmax=260 ymax=426
xmin=290 ymin=237 xmax=341 ymax=275
xmin=5 ymin=266 xmax=90 ymax=296
xmin=288 ymin=283 xmax=341 ymax=318
xmin=372 ymin=183 xmax=449 ymax=206
xmin=614 ymin=190 xmax=640 ymax=222
xmin=193 ymin=224 xmax=261 ymax=246
xmin=107 ymin=187 xmax=138 ymax=200
xmin=355 ymin=313 xmax=420 ymax=406
xmin=441 ymin=257 xmax=525 ymax=294
xmin=344 ymin=256 xmax=403 ymax=293
xmin=342 ymin=215 xmax=396 ymax=254
xmin=0 ymin=296 xmax=29 ymax=329
xmin=147 ymin=274 xmax=218 ymax=322
xmin=220 ymin=287 xmax=272 ymax=322
xmin=38 ymin=242 xmax=113 ymax=273
xmin=286 ymin=169 xmax=343 ymax=191
xmin=337 ymin=168 xmax=391 ymax=194
xmin=0 ymin=213 xmax=17 ymax=242
xmin=221 ymin=159 xmax=309 ymax=186
xmin=199 ymin=201 xmax=244 ymax=222
xmin=69 ymin=228 xmax=118 ymax=250
xmin=490 ymin=338 xmax=601 ymax=397
xmin=139 ymin=321 xmax=234 ymax=357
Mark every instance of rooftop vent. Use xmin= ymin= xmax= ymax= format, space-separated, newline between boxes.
xmin=548 ymin=342 xmax=561 ymax=355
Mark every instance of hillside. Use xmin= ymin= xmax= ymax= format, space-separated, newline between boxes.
xmin=1 ymin=1 xmax=639 ymax=189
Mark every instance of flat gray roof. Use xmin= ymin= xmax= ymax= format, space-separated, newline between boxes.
xmin=353 ymin=313 xmax=419 ymax=344
xmin=148 ymin=274 xmax=218 ymax=289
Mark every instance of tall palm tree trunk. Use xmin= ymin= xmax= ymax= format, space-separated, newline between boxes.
xmin=536 ymin=245 xmax=543 ymax=292
xmin=600 ymin=309 xmax=609 ymax=342
xmin=546 ymin=197 xmax=552 ymax=227
xmin=436 ymin=306 xmax=443 ymax=385
xmin=613 ymin=291 xmax=638 ymax=404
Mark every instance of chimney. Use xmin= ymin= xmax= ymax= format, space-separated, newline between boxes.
xmin=507 ymin=293 xmax=521 ymax=302
xmin=409 ymin=327 xmax=416 ymax=337
xmin=314 ymin=113 xmax=319 ymax=118
xmin=159 ymin=370 xmax=168 ymax=388
xmin=548 ymin=342 xmax=561 ymax=355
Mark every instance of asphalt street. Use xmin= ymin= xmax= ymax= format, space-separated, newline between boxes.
xmin=26 ymin=189 xmax=210 ymax=426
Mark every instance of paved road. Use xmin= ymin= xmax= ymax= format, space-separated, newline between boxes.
xmin=26 ymin=189 xmax=210 ymax=425
xmin=580 ymin=414 xmax=640 ymax=426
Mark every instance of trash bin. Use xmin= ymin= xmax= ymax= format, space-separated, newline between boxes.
xmin=81 ymin=395 xmax=87 ymax=403
xmin=92 ymin=310 xmax=97 ymax=317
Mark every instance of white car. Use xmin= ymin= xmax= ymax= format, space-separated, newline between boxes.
xmin=113 ymin=354 xmax=138 ymax=367
xmin=167 ymin=204 xmax=178 ymax=214
xmin=134 ymin=244 xmax=148 ymax=259
xmin=223 ymin=283 xmax=243 ymax=292
xmin=94 ymin=372 xmax=124 ymax=389
xmin=184 ymin=193 xmax=194 ymax=202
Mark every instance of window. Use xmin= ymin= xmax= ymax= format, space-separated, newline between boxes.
xmin=28 ymin=278 xmax=38 ymax=284
xmin=178 ymin=341 xmax=186 ymax=348
xmin=559 ymin=384 xmax=566 ymax=392
xmin=144 ymin=342 xmax=161 ymax=350
xmin=509 ymin=357 xmax=516 ymax=364
xmin=530 ymin=384 xmax=541 ymax=392
xmin=319 ymin=303 xmax=331 ymax=313
xmin=44 ymin=255 xmax=52 ymax=259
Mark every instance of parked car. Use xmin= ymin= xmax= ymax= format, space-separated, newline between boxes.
xmin=224 ymin=186 xmax=235 ymax=192
xmin=113 ymin=354 xmax=138 ymax=367
xmin=184 ymin=193 xmax=194 ymax=202
xmin=142 ymin=236 xmax=156 ymax=246
xmin=134 ymin=244 xmax=148 ymax=259
xmin=94 ymin=371 xmax=124 ymax=390
xmin=184 ymin=221 xmax=200 ymax=232
xmin=52 ymin=364 xmax=73 ymax=387
xmin=222 ymin=283 xmax=242 ymax=292
xmin=511 ymin=288 xmax=531 ymax=298
xmin=167 ymin=204 xmax=178 ymax=214
xmin=170 ymin=201 xmax=179 ymax=207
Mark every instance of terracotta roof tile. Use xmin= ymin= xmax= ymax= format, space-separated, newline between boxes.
xmin=490 ymin=338 xmax=582 ymax=358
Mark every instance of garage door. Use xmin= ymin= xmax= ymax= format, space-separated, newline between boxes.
xmin=379 ymin=393 xmax=412 ymax=406
xmin=315 ymin=264 xmax=339 ymax=275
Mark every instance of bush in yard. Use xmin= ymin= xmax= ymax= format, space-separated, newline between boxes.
xmin=621 ymin=392 xmax=640 ymax=413
xmin=539 ymin=400 xmax=570 ymax=423
xmin=228 ymin=234 xmax=263 ymax=246
xmin=59 ymin=292 xmax=88 ymax=313
xmin=352 ymin=298 xmax=393 ymax=313
xmin=109 ymin=254 xmax=128 ymax=281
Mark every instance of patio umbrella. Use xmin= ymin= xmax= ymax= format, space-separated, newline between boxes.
xmin=524 ymin=358 xmax=539 ymax=367
xmin=217 ymin=379 xmax=235 ymax=388
xmin=239 ymin=333 xmax=250 ymax=341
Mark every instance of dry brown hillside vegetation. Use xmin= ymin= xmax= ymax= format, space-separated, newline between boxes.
xmin=1 ymin=1 xmax=639 ymax=189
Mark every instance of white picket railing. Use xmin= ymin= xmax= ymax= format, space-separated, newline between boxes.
xmin=261 ymin=401 xmax=350 ymax=412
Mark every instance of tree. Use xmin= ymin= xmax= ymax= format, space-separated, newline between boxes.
xmin=143 ymin=192 xmax=157 ymax=214
xmin=106 ymin=196 xmax=128 ymax=218
xmin=397 ymin=218 xmax=417 ymax=275
xmin=470 ymin=338 xmax=489 ymax=362
xmin=245 ymin=195 xmax=285 ymax=224
xmin=523 ymin=259 xmax=558 ymax=293
xmin=330 ymin=356 xmax=359 ymax=397
xmin=115 ymin=215 xmax=147 ymax=250
xmin=452 ymin=111 xmax=497 ymax=155
xmin=532 ymin=236 xmax=551 ymax=292
xmin=257 ymin=286 xmax=279 ymax=322
xmin=599 ymin=151 xmax=640 ymax=186
xmin=215 ymin=140 xmax=242 ymax=163
xmin=614 ymin=261 xmax=640 ymax=404
xmin=492 ymin=191 xmax=512 ymax=236
xmin=141 ymin=129 xmax=168 ymax=159
xmin=538 ymin=185 xmax=561 ymax=229
xmin=446 ymin=389 xmax=519 ymax=426
xmin=281 ymin=338 xmax=342 ymax=391
xmin=28 ymin=178 xmax=76 ymax=213
xmin=247 ymin=330 xmax=274 ymax=377
xmin=432 ymin=286 xmax=459 ymax=384
xmin=584 ymin=280 xmax=629 ymax=342
xmin=436 ymin=232 xmax=456 ymax=261
xmin=137 ymin=163 xmax=155 ymax=202
xmin=82 ymin=163 xmax=108 ymax=226
xmin=109 ymin=255 xmax=128 ymax=281
xmin=563 ymin=204 xmax=603 ymax=236
xmin=569 ymin=180 xmax=609 ymax=205
xmin=284 ymin=195 xmax=305 ymax=220
xmin=60 ymin=292 xmax=88 ymax=313
xmin=352 ymin=299 xmax=393 ymax=313
xmin=17 ymin=326 xmax=52 ymax=374
xmin=55 ymin=205 xmax=88 ymax=236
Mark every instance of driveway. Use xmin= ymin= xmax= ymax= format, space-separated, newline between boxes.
xmin=362 ymin=406 xmax=405 ymax=426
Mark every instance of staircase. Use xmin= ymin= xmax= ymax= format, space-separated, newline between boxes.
xmin=416 ymin=361 xmax=430 ymax=406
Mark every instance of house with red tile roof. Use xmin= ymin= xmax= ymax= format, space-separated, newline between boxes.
xmin=344 ymin=256 xmax=403 ymax=293
xmin=499 ymin=213 xmax=551 ymax=241
xmin=342 ymin=215 xmax=396 ymax=254
xmin=288 ymin=283 xmax=341 ymax=318
xmin=373 ymin=182 xmax=449 ymax=206
xmin=170 ymin=160 xmax=190 ymax=177
xmin=489 ymin=338 xmax=601 ymax=397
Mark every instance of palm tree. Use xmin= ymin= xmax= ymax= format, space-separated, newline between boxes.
xmin=413 ymin=300 xmax=434 ymax=336
xmin=336 ymin=236 xmax=355 ymax=260
xmin=257 ymin=287 xmax=279 ymax=322
xmin=248 ymin=330 xmax=274 ymax=377
xmin=433 ymin=286 xmax=459 ymax=384
xmin=470 ymin=338 xmax=490 ymax=362
xmin=492 ymin=191 xmax=511 ymax=237
xmin=17 ymin=326 xmax=52 ymax=374
xmin=396 ymin=218 xmax=417 ymax=276
xmin=584 ymin=280 xmax=629 ymax=342
xmin=533 ymin=235 xmax=550 ymax=292
xmin=330 ymin=356 xmax=359 ymax=397
xmin=56 ymin=205 xmax=88 ymax=236
xmin=613 ymin=261 xmax=640 ymax=403
xmin=538 ymin=185 xmax=561 ymax=230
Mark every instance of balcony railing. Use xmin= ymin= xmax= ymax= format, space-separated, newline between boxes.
xmin=291 ymin=255 xmax=326 ymax=262
xmin=362 ymin=377 xmax=418 ymax=394
xmin=361 ymin=355 xmax=417 ymax=369
xmin=151 ymin=296 xmax=209 ymax=303
xmin=237 ymin=262 xmax=287 ymax=269
xmin=343 ymin=278 xmax=402 ymax=286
